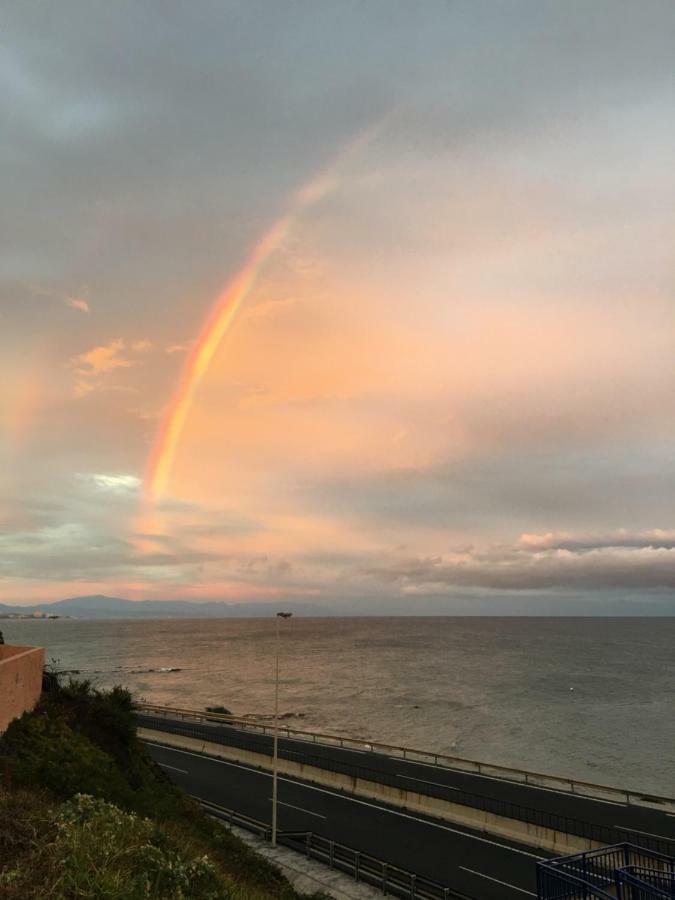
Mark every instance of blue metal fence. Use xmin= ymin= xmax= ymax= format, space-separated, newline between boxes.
xmin=617 ymin=865 xmax=675 ymax=899
xmin=537 ymin=843 xmax=675 ymax=899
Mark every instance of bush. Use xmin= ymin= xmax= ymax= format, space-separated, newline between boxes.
xmin=0 ymin=679 xmax=308 ymax=899
xmin=0 ymin=792 xmax=229 ymax=899
xmin=52 ymin=794 xmax=228 ymax=899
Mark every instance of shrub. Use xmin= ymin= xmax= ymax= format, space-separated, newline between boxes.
xmin=2 ymin=708 xmax=133 ymax=803
xmin=50 ymin=793 xmax=228 ymax=899
xmin=0 ymin=679 xmax=309 ymax=898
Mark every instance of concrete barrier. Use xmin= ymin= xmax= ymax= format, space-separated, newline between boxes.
xmin=0 ymin=645 xmax=44 ymax=733
xmin=139 ymin=727 xmax=601 ymax=856
xmin=138 ymin=703 xmax=675 ymax=814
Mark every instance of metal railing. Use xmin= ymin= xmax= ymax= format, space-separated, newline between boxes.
xmin=138 ymin=713 xmax=675 ymax=857
xmin=136 ymin=702 xmax=675 ymax=814
xmin=537 ymin=844 xmax=675 ymax=899
xmin=197 ymin=796 xmax=471 ymax=900
xmin=617 ymin=865 xmax=675 ymax=898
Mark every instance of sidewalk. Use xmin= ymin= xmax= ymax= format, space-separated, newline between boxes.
xmin=222 ymin=821 xmax=383 ymax=900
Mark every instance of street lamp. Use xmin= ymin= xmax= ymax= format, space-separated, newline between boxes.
xmin=271 ymin=611 xmax=292 ymax=847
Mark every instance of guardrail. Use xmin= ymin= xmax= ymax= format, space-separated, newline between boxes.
xmin=136 ymin=702 xmax=675 ymax=814
xmin=617 ymin=865 xmax=675 ymax=898
xmin=537 ymin=843 xmax=675 ymax=900
xmin=139 ymin=715 xmax=675 ymax=857
xmin=197 ymin=796 xmax=471 ymax=900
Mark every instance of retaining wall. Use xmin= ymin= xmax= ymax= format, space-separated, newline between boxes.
xmin=0 ymin=645 xmax=44 ymax=733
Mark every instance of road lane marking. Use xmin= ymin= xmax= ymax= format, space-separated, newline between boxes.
xmin=459 ymin=867 xmax=536 ymax=896
xmin=269 ymin=799 xmax=327 ymax=819
xmin=145 ymin=742 xmax=271 ymax=778
xmin=400 ymin=761 xmax=628 ymax=806
xmin=274 ymin=778 xmax=545 ymax=859
xmin=614 ymin=825 xmax=674 ymax=842
xmin=144 ymin=741 xmax=543 ymax=859
xmin=159 ymin=727 xmax=628 ymax=809
xmin=158 ymin=762 xmax=189 ymax=774
xmin=396 ymin=774 xmax=459 ymax=791
xmin=172 ymin=721 xmax=625 ymax=809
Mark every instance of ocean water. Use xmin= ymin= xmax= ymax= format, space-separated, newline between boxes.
xmin=2 ymin=616 xmax=673 ymax=796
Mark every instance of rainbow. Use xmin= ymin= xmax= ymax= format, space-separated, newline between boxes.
xmin=146 ymin=119 xmax=389 ymax=501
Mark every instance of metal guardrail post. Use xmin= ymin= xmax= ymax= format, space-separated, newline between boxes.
xmin=329 ymin=841 xmax=334 ymax=868
xmin=410 ymin=873 xmax=417 ymax=900
xmin=355 ymin=851 xmax=361 ymax=882
xmin=382 ymin=863 xmax=388 ymax=895
xmin=305 ymin=833 xmax=312 ymax=859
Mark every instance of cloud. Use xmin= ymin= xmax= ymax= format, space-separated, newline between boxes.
xmin=361 ymin=530 xmax=675 ymax=591
xmin=28 ymin=284 xmax=90 ymax=313
xmin=518 ymin=529 xmax=675 ymax=552
xmin=69 ymin=339 xmax=152 ymax=396
xmin=71 ymin=338 xmax=132 ymax=375
xmin=65 ymin=295 xmax=90 ymax=313
xmin=165 ymin=343 xmax=192 ymax=355
xmin=244 ymin=297 xmax=297 ymax=321
xmin=83 ymin=473 xmax=141 ymax=493
xmin=3 ymin=3 xmax=675 ymax=607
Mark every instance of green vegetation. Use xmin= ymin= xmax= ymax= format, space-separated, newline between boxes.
xmin=0 ymin=679 xmax=313 ymax=899
xmin=206 ymin=705 xmax=233 ymax=715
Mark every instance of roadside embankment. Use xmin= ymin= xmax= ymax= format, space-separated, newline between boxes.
xmin=0 ymin=679 xmax=326 ymax=900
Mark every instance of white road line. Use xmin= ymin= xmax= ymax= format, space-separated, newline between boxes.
xmin=395 ymin=758 xmax=627 ymax=805
xmin=144 ymin=741 xmax=544 ymax=859
xmin=614 ymin=825 xmax=674 ymax=842
xmin=216 ymin=730 xmax=625 ymax=807
xmin=145 ymin=742 xmax=271 ymax=778
xmin=159 ymin=762 xmax=189 ymax=774
xmin=459 ymin=866 xmax=536 ymax=896
xmin=276 ymin=778 xmax=544 ymax=860
xmin=396 ymin=774 xmax=459 ymax=791
xmin=269 ymin=799 xmax=327 ymax=819
xmin=275 ymin=737 xmax=371 ymax=755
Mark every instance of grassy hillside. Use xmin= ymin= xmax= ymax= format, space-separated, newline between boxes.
xmin=0 ymin=678 xmax=319 ymax=900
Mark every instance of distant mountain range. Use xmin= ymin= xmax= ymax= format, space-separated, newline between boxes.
xmin=0 ymin=594 xmax=327 ymax=619
xmin=2 ymin=593 xmax=672 ymax=619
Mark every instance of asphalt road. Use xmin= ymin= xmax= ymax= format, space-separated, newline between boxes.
xmin=145 ymin=739 xmax=545 ymax=900
xmin=137 ymin=712 xmax=675 ymax=854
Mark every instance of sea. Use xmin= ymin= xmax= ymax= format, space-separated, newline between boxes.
xmin=2 ymin=616 xmax=673 ymax=796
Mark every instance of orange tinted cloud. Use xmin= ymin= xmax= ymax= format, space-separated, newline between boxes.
xmin=70 ymin=338 xmax=152 ymax=396
xmin=65 ymin=296 xmax=90 ymax=313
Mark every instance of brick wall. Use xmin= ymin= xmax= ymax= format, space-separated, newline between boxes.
xmin=0 ymin=645 xmax=44 ymax=733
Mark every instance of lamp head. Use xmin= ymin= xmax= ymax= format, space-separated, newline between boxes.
xmin=276 ymin=611 xmax=293 ymax=619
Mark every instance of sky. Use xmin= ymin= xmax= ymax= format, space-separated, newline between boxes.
xmin=1 ymin=1 xmax=675 ymax=613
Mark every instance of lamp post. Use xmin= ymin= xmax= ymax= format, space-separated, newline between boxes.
xmin=271 ymin=610 xmax=292 ymax=847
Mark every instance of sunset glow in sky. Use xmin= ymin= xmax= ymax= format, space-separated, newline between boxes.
xmin=2 ymin=2 xmax=675 ymax=612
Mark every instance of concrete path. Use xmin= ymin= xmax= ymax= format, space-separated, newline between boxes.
xmin=224 ymin=821 xmax=383 ymax=900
